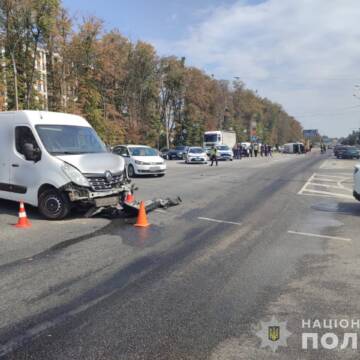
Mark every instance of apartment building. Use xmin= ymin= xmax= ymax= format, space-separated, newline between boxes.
xmin=34 ymin=47 xmax=48 ymax=109
xmin=0 ymin=46 xmax=49 ymax=110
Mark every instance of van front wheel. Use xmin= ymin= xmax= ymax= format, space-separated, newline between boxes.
xmin=38 ymin=189 xmax=70 ymax=220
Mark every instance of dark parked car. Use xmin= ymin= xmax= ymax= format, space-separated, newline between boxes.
xmin=337 ymin=147 xmax=360 ymax=159
xmin=160 ymin=148 xmax=169 ymax=159
xmin=334 ymin=145 xmax=347 ymax=157
xmin=167 ymin=146 xmax=189 ymax=160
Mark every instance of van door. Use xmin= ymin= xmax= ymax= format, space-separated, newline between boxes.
xmin=9 ymin=125 xmax=42 ymax=205
xmin=114 ymin=146 xmax=130 ymax=165
xmin=0 ymin=120 xmax=10 ymax=196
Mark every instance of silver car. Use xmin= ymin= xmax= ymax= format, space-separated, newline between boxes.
xmin=216 ymin=145 xmax=234 ymax=161
xmin=185 ymin=147 xmax=208 ymax=164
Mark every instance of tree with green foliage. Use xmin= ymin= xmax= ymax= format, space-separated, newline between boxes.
xmin=0 ymin=0 xmax=303 ymax=147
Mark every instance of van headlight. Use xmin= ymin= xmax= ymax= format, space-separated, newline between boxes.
xmin=62 ymin=163 xmax=90 ymax=187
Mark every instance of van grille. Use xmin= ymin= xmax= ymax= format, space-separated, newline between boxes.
xmin=85 ymin=172 xmax=123 ymax=191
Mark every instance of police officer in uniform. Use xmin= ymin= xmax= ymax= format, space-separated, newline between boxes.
xmin=210 ymin=145 xmax=218 ymax=166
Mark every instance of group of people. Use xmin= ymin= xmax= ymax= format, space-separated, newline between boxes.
xmin=233 ymin=143 xmax=274 ymax=160
xmin=209 ymin=143 xmax=275 ymax=166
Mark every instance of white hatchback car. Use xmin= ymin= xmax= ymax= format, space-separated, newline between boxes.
xmin=113 ymin=145 xmax=166 ymax=177
xmin=185 ymin=147 xmax=208 ymax=164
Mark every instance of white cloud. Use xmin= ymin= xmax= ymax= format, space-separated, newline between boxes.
xmin=154 ymin=0 xmax=360 ymax=137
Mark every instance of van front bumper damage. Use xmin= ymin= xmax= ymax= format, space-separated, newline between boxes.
xmin=61 ymin=182 xmax=181 ymax=218
xmin=63 ymin=182 xmax=131 ymax=206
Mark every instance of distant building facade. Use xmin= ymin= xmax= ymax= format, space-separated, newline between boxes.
xmin=0 ymin=46 xmax=49 ymax=111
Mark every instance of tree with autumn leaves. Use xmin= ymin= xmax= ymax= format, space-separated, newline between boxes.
xmin=0 ymin=0 xmax=303 ymax=147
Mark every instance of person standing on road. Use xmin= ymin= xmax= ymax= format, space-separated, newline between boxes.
xmin=264 ymin=144 xmax=268 ymax=157
xmin=254 ymin=143 xmax=259 ymax=157
xmin=238 ymin=144 xmax=243 ymax=160
xmin=210 ymin=145 xmax=218 ymax=166
xmin=234 ymin=145 xmax=239 ymax=160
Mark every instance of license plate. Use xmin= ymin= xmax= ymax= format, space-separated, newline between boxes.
xmin=151 ymin=166 xmax=161 ymax=171
xmin=95 ymin=196 xmax=119 ymax=207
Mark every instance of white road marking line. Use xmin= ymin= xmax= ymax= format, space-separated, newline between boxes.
xmin=302 ymin=189 xmax=354 ymax=199
xmin=309 ymin=183 xmax=353 ymax=191
xmin=288 ymin=230 xmax=351 ymax=242
xmin=314 ymin=173 xmax=348 ymax=179
xmin=298 ymin=173 xmax=316 ymax=195
xmin=155 ymin=209 xmax=168 ymax=214
xmin=335 ymin=172 xmax=355 ymax=176
xmin=320 ymin=160 xmax=328 ymax=169
xmin=198 ymin=217 xmax=242 ymax=226
xmin=337 ymin=178 xmax=354 ymax=190
xmin=299 ymin=172 xmax=355 ymax=200
xmin=312 ymin=177 xmax=345 ymax=183
xmin=300 ymin=192 xmax=335 ymax=199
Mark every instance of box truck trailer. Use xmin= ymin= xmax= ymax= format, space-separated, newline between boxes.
xmin=203 ymin=130 xmax=236 ymax=150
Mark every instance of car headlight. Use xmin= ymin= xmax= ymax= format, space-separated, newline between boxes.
xmin=135 ymin=160 xmax=151 ymax=165
xmin=62 ymin=163 xmax=90 ymax=187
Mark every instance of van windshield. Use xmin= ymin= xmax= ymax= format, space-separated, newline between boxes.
xmin=35 ymin=125 xmax=107 ymax=155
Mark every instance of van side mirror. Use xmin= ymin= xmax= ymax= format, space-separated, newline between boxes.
xmin=23 ymin=143 xmax=41 ymax=162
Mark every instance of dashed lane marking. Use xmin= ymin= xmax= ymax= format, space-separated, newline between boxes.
xmin=155 ymin=209 xmax=168 ymax=214
xmin=198 ymin=217 xmax=242 ymax=226
xmin=288 ymin=230 xmax=352 ymax=242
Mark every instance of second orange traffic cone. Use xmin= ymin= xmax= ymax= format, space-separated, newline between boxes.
xmin=125 ymin=192 xmax=135 ymax=203
xmin=134 ymin=201 xmax=150 ymax=227
xmin=15 ymin=201 xmax=32 ymax=229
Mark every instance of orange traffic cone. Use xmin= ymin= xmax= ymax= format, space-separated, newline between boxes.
xmin=15 ymin=202 xmax=32 ymax=228
xmin=125 ymin=192 xmax=135 ymax=203
xmin=134 ymin=201 xmax=150 ymax=227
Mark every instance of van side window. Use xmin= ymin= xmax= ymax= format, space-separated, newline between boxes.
xmin=115 ymin=146 xmax=129 ymax=157
xmin=15 ymin=126 xmax=39 ymax=155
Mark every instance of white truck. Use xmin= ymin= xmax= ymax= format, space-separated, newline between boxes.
xmin=0 ymin=110 xmax=132 ymax=219
xmin=203 ymin=130 xmax=236 ymax=150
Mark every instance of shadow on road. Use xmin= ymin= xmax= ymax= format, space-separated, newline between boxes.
xmin=312 ymin=201 xmax=360 ymax=216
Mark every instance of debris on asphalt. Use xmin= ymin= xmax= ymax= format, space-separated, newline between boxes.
xmin=122 ymin=196 xmax=182 ymax=216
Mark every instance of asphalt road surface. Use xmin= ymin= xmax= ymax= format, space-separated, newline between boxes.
xmin=1 ymin=152 xmax=360 ymax=359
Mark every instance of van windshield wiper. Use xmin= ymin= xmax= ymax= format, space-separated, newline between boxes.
xmin=52 ymin=151 xmax=86 ymax=155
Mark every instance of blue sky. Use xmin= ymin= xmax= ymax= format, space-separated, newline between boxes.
xmin=62 ymin=0 xmax=237 ymax=41
xmin=62 ymin=0 xmax=360 ymax=138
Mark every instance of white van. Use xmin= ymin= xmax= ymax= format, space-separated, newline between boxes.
xmin=0 ymin=111 xmax=129 ymax=219
xmin=283 ymin=142 xmax=305 ymax=154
